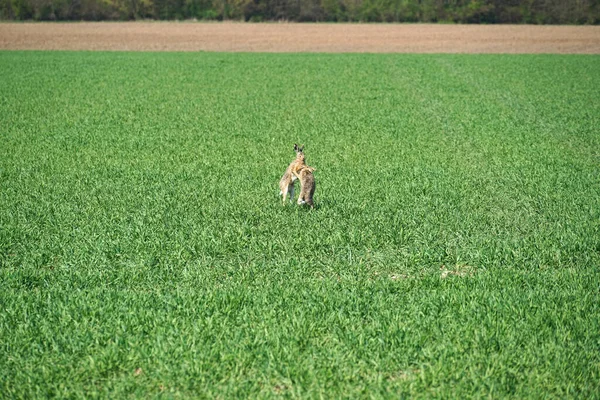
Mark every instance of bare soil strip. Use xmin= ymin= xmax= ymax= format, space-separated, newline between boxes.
xmin=1 ymin=22 xmax=599 ymax=53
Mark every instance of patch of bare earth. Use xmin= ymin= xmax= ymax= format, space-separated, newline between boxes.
xmin=440 ymin=264 xmax=476 ymax=279
xmin=1 ymin=22 xmax=599 ymax=53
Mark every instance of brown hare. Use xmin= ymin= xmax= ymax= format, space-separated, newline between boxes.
xmin=297 ymin=165 xmax=316 ymax=208
xmin=279 ymin=144 xmax=306 ymax=204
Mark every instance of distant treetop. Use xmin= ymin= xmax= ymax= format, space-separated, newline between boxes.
xmin=2 ymin=0 xmax=598 ymax=24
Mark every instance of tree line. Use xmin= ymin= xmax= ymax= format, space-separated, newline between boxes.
xmin=1 ymin=0 xmax=598 ymax=24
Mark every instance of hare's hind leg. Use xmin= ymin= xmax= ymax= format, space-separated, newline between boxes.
xmin=280 ymin=183 xmax=288 ymax=204
xmin=281 ymin=182 xmax=294 ymax=205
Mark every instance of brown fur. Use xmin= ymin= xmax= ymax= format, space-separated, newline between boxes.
xmin=279 ymin=144 xmax=306 ymax=204
xmin=297 ymin=165 xmax=316 ymax=208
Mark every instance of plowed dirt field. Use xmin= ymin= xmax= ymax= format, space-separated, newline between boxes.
xmin=1 ymin=22 xmax=599 ymax=53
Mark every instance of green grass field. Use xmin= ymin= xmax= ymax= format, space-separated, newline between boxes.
xmin=1 ymin=51 xmax=599 ymax=398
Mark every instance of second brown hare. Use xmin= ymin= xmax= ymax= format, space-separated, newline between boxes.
xmin=296 ymin=165 xmax=316 ymax=208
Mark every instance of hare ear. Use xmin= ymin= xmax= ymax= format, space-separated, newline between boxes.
xmin=294 ymin=144 xmax=299 ymax=151
xmin=299 ymin=144 xmax=305 ymax=152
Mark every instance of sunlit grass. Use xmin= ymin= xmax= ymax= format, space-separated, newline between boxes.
xmin=1 ymin=51 xmax=599 ymax=398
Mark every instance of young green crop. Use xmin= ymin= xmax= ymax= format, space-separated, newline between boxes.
xmin=1 ymin=51 xmax=599 ymax=398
